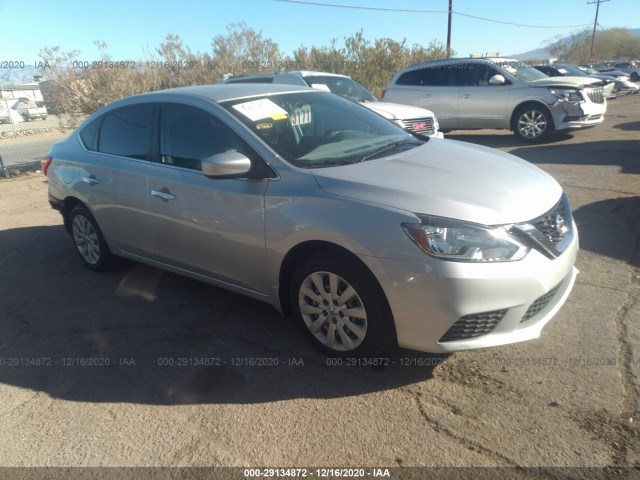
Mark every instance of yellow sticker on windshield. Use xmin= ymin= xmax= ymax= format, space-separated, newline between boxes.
xmin=232 ymin=98 xmax=289 ymax=122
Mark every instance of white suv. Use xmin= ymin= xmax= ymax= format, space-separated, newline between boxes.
xmin=223 ymin=71 xmax=443 ymax=139
xmin=382 ymin=57 xmax=607 ymax=142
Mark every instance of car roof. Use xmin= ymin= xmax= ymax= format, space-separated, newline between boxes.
xmin=402 ymin=57 xmax=519 ymax=72
xmin=134 ymin=83 xmax=316 ymax=103
xmin=225 ymin=71 xmax=350 ymax=81
xmin=288 ymin=71 xmax=350 ymax=79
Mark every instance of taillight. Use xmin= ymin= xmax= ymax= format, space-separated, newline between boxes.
xmin=41 ymin=156 xmax=52 ymax=176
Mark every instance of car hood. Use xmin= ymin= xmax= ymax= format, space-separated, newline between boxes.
xmin=527 ymin=76 xmax=601 ymax=89
xmin=361 ymin=101 xmax=436 ymax=120
xmin=312 ymin=139 xmax=561 ymax=226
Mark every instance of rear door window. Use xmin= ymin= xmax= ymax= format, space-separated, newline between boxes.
xmin=97 ymin=104 xmax=152 ymax=160
xmin=397 ymin=65 xmax=465 ymax=86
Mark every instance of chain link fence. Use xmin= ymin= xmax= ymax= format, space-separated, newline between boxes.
xmin=0 ymin=115 xmax=77 ymax=178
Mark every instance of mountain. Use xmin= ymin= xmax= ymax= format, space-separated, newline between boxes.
xmin=511 ymin=28 xmax=640 ymax=60
xmin=0 ymin=65 xmax=40 ymax=84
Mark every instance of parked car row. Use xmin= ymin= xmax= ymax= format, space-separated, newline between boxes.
xmin=533 ymin=64 xmax=615 ymax=99
xmin=583 ymin=60 xmax=640 ymax=82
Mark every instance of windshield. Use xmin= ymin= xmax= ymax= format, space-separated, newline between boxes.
xmin=556 ymin=65 xmax=586 ymax=76
xmin=302 ymin=75 xmax=377 ymax=102
xmin=492 ymin=60 xmax=549 ymax=82
xmin=223 ymin=91 xmax=422 ymax=169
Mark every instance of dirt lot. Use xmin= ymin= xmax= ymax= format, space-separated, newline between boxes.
xmin=0 ymin=93 xmax=639 ymax=477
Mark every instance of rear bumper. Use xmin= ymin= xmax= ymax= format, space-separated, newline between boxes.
xmin=49 ymin=193 xmax=65 ymax=213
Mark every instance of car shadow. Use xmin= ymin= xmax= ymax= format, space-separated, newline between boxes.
xmin=612 ymin=121 xmax=640 ymax=131
xmin=507 ymin=139 xmax=640 ymax=174
xmin=0 ymin=225 xmax=442 ymax=405
xmin=448 ymin=135 xmax=640 ymax=174
xmin=446 ymin=131 xmax=574 ymax=149
xmin=572 ymin=196 xmax=640 ymax=266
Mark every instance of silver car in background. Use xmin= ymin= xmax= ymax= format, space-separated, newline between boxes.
xmin=45 ymin=84 xmax=578 ymax=356
xmin=382 ymin=57 xmax=607 ymax=142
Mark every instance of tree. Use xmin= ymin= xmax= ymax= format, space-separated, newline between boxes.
xmin=542 ymin=28 xmax=640 ymax=63
xmin=211 ymin=22 xmax=284 ymax=79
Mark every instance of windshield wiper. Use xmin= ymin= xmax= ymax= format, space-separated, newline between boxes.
xmin=360 ymin=139 xmax=423 ymax=162
xmin=298 ymin=159 xmax=358 ymax=169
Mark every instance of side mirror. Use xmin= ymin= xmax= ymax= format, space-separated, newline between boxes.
xmin=201 ymin=150 xmax=251 ymax=179
xmin=488 ymin=74 xmax=506 ymax=85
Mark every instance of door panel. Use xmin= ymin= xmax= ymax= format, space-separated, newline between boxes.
xmin=76 ymin=104 xmax=155 ymax=256
xmin=147 ymin=167 xmax=268 ymax=293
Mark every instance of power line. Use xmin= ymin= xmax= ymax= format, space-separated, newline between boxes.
xmin=272 ymin=0 xmax=593 ymax=29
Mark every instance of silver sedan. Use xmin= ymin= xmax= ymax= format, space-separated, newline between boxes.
xmin=45 ymin=84 xmax=578 ymax=357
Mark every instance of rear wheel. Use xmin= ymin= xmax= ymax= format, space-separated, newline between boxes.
xmin=630 ymin=72 xmax=639 ymax=82
xmin=512 ymin=105 xmax=553 ymax=143
xmin=290 ymin=251 xmax=393 ymax=357
xmin=69 ymin=205 xmax=114 ymax=270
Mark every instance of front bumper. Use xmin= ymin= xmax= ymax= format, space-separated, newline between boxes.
xmin=551 ymin=98 xmax=606 ymax=131
xmin=361 ymin=220 xmax=579 ymax=353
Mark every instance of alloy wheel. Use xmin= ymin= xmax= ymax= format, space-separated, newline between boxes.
xmin=298 ymin=271 xmax=368 ymax=351
xmin=72 ymin=215 xmax=101 ymax=265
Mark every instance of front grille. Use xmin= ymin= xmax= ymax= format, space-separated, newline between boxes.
xmin=439 ymin=309 xmax=506 ymax=342
xmin=586 ymin=87 xmax=605 ymax=104
xmin=530 ymin=195 xmax=572 ymax=245
xmin=520 ymin=284 xmax=561 ymax=323
xmin=402 ymin=117 xmax=435 ymax=136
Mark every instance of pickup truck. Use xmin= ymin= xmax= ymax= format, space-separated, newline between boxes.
xmin=13 ymin=100 xmax=48 ymax=121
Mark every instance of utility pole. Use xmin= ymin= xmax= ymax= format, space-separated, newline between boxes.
xmin=446 ymin=0 xmax=452 ymax=58
xmin=587 ymin=0 xmax=610 ymax=61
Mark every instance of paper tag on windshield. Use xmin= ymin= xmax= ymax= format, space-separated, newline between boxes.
xmin=310 ymin=83 xmax=331 ymax=92
xmin=291 ymin=104 xmax=312 ymax=125
xmin=232 ymin=99 xmax=288 ymax=122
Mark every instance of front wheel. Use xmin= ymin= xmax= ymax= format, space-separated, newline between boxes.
xmin=69 ymin=205 xmax=114 ymax=270
xmin=290 ymin=251 xmax=394 ymax=357
xmin=512 ymin=105 xmax=553 ymax=143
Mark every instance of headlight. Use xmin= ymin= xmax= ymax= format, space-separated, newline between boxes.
xmin=402 ymin=216 xmax=529 ymax=262
xmin=548 ymin=88 xmax=582 ymax=102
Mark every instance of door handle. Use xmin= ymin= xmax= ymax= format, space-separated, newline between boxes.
xmin=461 ymin=93 xmax=472 ymax=99
xmin=82 ymin=175 xmax=100 ymax=185
xmin=151 ymin=189 xmax=177 ymax=201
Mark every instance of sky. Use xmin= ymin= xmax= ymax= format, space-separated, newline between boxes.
xmin=2 ymin=0 xmax=639 ymax=67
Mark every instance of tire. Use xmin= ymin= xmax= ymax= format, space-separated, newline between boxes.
xmin=290 ymin=251 xmax=394 ymax=357
xmin=630 ymin=72 xmax=639 ymax=82
xmin=512 ymin=105 xmax=553 ymax=143
xmin=69 ymin=205 xmax=114 ymax=270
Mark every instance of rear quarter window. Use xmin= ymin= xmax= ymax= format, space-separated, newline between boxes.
xmin=79 ymin=117 xmax=102 ymax=151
